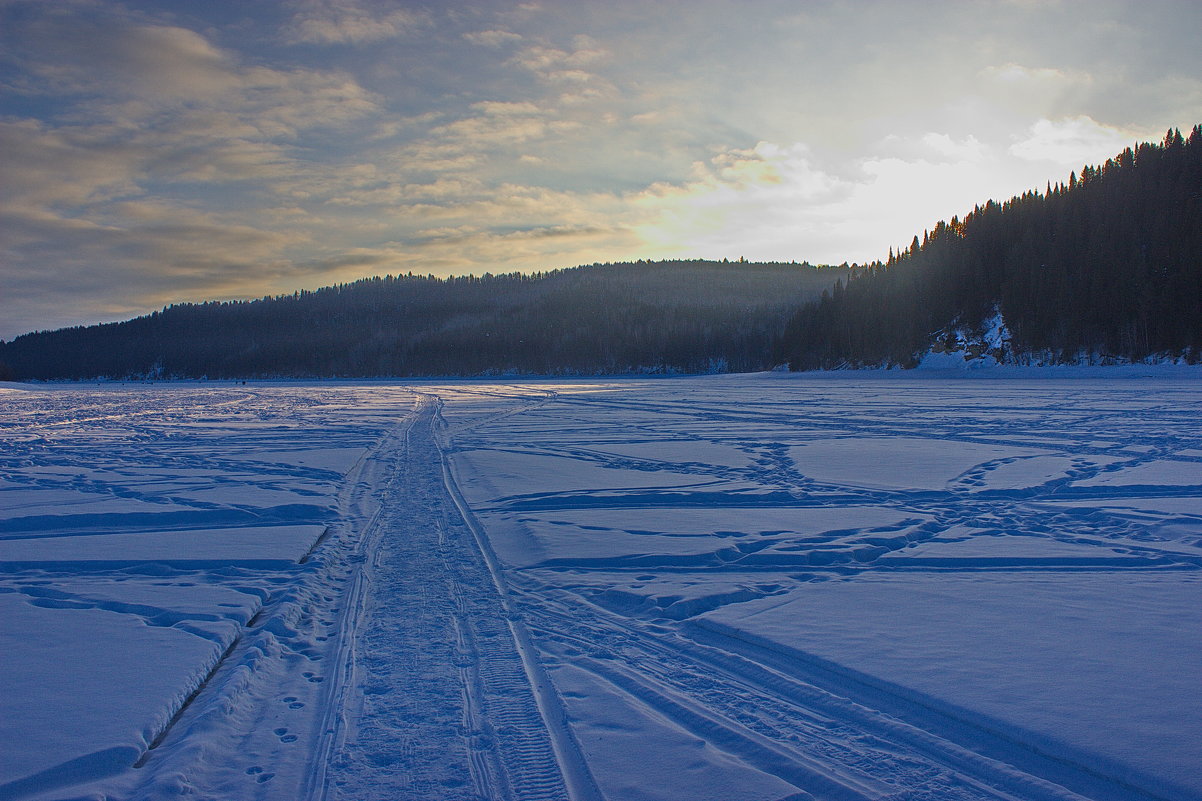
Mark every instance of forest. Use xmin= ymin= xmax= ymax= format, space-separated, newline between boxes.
xmin=0 ymin=260 xmax=845 ymax=379
xmin=777 ymin=126 xmax=1202 ymax=369
xmin=2 ymin=127 xmax=1199 ymax=380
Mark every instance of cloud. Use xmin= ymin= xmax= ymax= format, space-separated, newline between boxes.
xmin=630 ymin=143 xmax=856 ymax=260
xmin=0 ymin=119 xmax=142 ymax=209
xmin=627 ymin=135 xmax=1072 ymax=265
xmin=877 ymin=132 xmax=989 ymax=165
xmin=5 ymin=0 xmax=1201 ymax=340
xmin=294 ymin=250 xmax=400 ymax=273
xmin=16 ymin=17 xmax=240 ymax=101
xmin=509 ymin=35 xmax=610 ymax=84
xmin=471 ymin=101 xmax=543 ymax=116
xmin=0 ymin=48 xmax=380 ymax=241
xmin=0 ymin=5 xmax=391 ymax=337
xmin=1009 ymin=116 xmax=1136 ymax=165
xmin=374 ymin=100 xmax=585 ymax=184
xmin=381 ymin=223 xmax=635 ymax=275
xmin=920 ymin=133 xmax=988 ymax=163
xmin=977 ymin=63 xmax=1095 ymax=119
xmin=6 ymin=11 xmax=381 ymax=134
xmin=325 ymin=177 xmax=481 ymax=207
xmin=430 ymin=114 xmax=551 ymax=148
xmin=981 ymin=63 xmax=1087 ymax=89
xmin=284 ymin=0 xmax=424 ymax=44
xmin=378 ymin=183 xmax=627 ymax=231
xmin=464 ymin=29 xmax=524 ymax=47
xmin=1 ymin=198 xmax=299 ymax=337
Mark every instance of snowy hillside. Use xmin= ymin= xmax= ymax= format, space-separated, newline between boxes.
xmin=2 ymin=373 xmax=1201 ymax=800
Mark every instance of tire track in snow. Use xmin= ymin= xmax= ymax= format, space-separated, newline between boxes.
xmin=457 ymin=383 xmax=1169 ymax=800
xmin=322 ymin=397 xmax=577 ymax=801
xmin=514 ymin=576 xmax=1036 ymax=801
xmin=306 ymin=404 xmax=419 ymax=801
xmin=100 ymin=388 xmax=419 ymax=801
xmin=436 ymin=398 xmax=603 ymax=801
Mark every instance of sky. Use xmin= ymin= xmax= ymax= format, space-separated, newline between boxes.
xmin=2 ymin=0 xmax=1200 ymax=340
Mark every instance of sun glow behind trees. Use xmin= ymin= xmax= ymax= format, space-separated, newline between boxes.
xmin=630 ymin=119 xmax=1142 ymax=266
xmin=778 ymin=127 xmax=1202 ymax=368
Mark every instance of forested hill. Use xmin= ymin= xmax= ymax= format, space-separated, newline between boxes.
xmin=778 ymin=126 xmax=1202 ymax=369
xmin=0 ymin=260 xmax=847 ymax=379
xmin=6 ymin=129 xmax=1198 ymax=381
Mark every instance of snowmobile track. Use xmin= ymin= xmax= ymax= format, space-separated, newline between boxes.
xmin=320 ymin=397 xmax=580 ymax=801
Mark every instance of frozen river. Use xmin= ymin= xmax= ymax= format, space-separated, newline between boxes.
xmin=2 ymin=372 xmax=1201 ymax=801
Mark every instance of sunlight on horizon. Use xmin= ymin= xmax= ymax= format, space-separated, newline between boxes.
xmin=629 ymin=116 xmax=1147 ymax=265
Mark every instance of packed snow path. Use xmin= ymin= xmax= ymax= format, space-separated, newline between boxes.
xmin=320 ymin=396 xmax=577 ymax=800
xmin=2 ymin=372 xmax=1201 ymax=801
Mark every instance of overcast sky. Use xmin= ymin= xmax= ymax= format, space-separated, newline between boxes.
xmin=2 ymin=0 xmax=1200 ymax=339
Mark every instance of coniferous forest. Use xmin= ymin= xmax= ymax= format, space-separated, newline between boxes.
xmin=777 ymin=126 xmax=1202 ymax=369
xmin=1 ymin=127 xmax=1200 ymax=380
xmin=0 ymin=260 xmax=844 ymax=379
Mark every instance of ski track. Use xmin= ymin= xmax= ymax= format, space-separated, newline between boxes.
xmin=1 ymin=376 xmax=1200 ymax=800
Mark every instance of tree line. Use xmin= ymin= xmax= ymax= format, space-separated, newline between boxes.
xmin=4 ymin=127 xmax=1199 ymax=379
xmin=0 ymin=260 xmax=844 ymax=379
xmin=777 ymin=126 xmax=1202 ymax=368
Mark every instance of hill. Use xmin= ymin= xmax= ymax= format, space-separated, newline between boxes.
xmin=777 ymin=126 xmax=1202 ymax=369
xmin=6 ymin=128 xmax=1199 ymax=380
xmin=0 ymin=260 xmax=846 ymax=379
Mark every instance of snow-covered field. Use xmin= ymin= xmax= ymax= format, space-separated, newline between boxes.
xmin=2 ymin=372 xmax=1200 ymax=801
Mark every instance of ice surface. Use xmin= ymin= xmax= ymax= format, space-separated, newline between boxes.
xmin=4 ymin=372 xmax=1202 ymax=801
xmin=450 ymin=448 xmax=749 ymax=506
xmin=0 ymin=583 xmax=259 ymax=798
xmin=476 ymin=505 xmax=934 ymax=570
xmin=787 ymin=437 xmax=1046 ymax=490
xmin=548 ymin=663 xmax=805 ymax=801
xmin=1075 ymin=459 xmax=1202 ymax=487
xmin=0 ymin=383 xmax=415 ymax=800
xmin=221 ymin=446 xmax=368 ymax=474
xmin=956 ymin=453 xmax=1123 ymax=491
xmin=572 ymin=440 xmax=758 ymax=468
xmin=696 ymin=572 xmax=1202 ymax=801
xmin=0 ymin=524 xmax=327 ymax=569
xmin=873 ymin=528 xmax=1164 ymax=565
xmin=444 ymin=371 xmax=1202 ymax=801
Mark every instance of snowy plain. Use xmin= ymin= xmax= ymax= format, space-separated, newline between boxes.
xmin=1 ymin=371 xmax=1200 ymax=801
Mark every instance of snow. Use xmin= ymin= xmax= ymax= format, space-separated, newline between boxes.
xmin=696 ymin=572 xmax=1202 ymax=801
xmin=787 ymin=437 xmax=1046 ymax=490
xmin=917 ymin=307 xmax=1014 ymax=369
xmin=0 ymin=583 xmax=259 ymax=798
xmin=450 ymin=448 xmax=735 ymax=504
xmin=1076 ymin=459 xmax=1202 ymax=487
xmin=872 ymin=527 xmax=1164 ymax=565
xmin=547 ymin=663 xmax=807 ymax=801
xmin=573 ymin=440 xmax=758 ymax=468
xmin=474 ymin=505 xmax=935 ymax=570
xmin=0 ymin=524 xmax=327 ymax=569
xmin=1 ymin=372 xmax=1201 ymax=801
xmin=0 ymin=383 xmax=412 ymax=800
